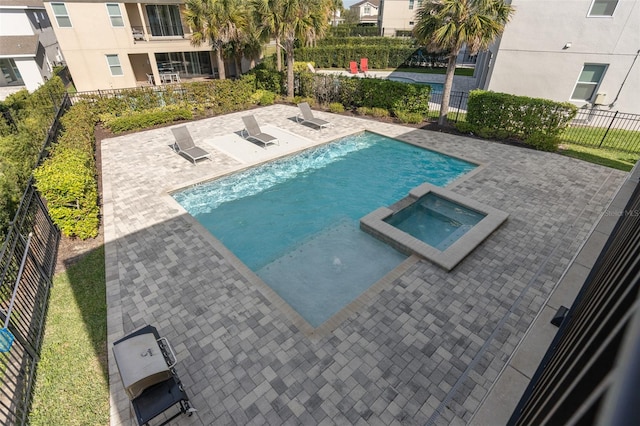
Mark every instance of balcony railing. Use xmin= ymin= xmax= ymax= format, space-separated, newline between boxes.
xmin=131 ymin=25 xmax=187 ymax=42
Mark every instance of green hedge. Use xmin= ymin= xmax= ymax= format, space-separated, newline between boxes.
xmin=0 ymin=77 xmax=67 ymax=242
xmin=299 ymin=74 xmax=431 ymax=114
xmin=294 ymin=46 xmax=418 ymax=69
xmin=328 ymin=26 xmax=380 ymax=37
xmin=466 ymin=90 xmax=577 ymax=151
xmin=34 ymin=102 xmax=99 ymax=239
xmin=101 ymin=105 xmax=193 ymax=133
xmin=317 ymin=37 xmax=413 ymax=47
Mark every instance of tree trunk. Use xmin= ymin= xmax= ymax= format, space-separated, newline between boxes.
xmin=286 ymin=42 xmax=295 ymax=98
xmin=275 ymin=36 xmax=282 ymax=72
xmin=216 ymin=48 xmax=226 ymax=80
xmin=438 ymin=52 xmax=458 ymax=126
xmin=234 ymin=55 xmax=242 ymax=78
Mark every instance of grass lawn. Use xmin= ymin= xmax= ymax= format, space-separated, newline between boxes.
xmin=29 ymin=246 xmax=109 ymax=426
xmin=558 ymin=142 xmax=639 ymax=172
xmin=560 ymin=126 xmax=640 ymax=152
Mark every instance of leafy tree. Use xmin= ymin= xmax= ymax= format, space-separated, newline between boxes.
xmin=413 ymin=0 xmax=515 ymax=125
xmin=185 ymin=0 xmax=247 ymax=80
xmin=342 ymin=8 xmax=359 ymax=25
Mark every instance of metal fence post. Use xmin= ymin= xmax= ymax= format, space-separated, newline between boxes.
xmin=599 ymin=111 xmax=619 ymax=148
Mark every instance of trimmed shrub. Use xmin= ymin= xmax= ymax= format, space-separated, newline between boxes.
xmin=34 ymin=100 xmax=99 ymax=239
xmin=101 ymin=105 xmax=192 ymax=133
xmin=356 ymin=107 xmax=371 ymax=115
xmin=370 ymin=107 xmax=390 ymax=118
xmin=258 ymin=90 xmax=276 ymax=106
xmin=293 ymin=96 xmax=315 ymax=107
xmin=394 ymin=110 xmax=424 ymax=124
xmin=466 ymin=90 xmax=576 ymax=150
xmin=328 ymin=102 xmax=344 ymax=113
xmin=246 ymin=64 xmax=284 ymax=94
xmin=33 ymin=147 xmax=99 ymax=239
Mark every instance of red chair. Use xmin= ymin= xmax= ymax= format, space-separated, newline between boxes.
xmin=360 ymin=58 xmax=368 ymax=73
xmin=349 ymin=61 xmax=358 ymax=74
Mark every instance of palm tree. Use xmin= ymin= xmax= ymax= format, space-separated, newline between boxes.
xmin=413 ymin=0 xmax=515 ymax=125
xmin=242 ymin=18 xmax=269 ymax=70
xmin=184 ymin=0 xmax=246 ymax=80
xmin=281 ymin=0 xmax=331 ymax=97
xmin=251 ymin=0 xmax=285 ymax=71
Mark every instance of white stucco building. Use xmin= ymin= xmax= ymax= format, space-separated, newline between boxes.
xmin=0 ymin=0 xmax=63 ymax=94
xmin=483 ymin=0 xmax=640 ymax=114
xmin=351 ymin=0 xmax=379 ymax=25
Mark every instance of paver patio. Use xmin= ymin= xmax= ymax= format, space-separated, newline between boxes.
xmin=102 ymin=104 xmax=627 ymax=425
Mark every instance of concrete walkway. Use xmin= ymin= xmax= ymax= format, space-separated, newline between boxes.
xmin=102 ymin=105 xmax=626 ymax=425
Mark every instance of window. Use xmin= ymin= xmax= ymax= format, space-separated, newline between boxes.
xmin=106 ymin=54 xmax=123 ymax=76
xmin=588 ymin=0 xmax=618 ymax=16
xmin=0 ymin=58 xmax=23 ymax=84
xmin=409 ymin=0 xmax=414 ymax=10
xmin=571 ymin=64 xmax=607 ymax=101
xmin=146 ymin=5 xmax=183 ymax=37
xmin=364 ymin=6 xmax=371 ymax=15
xmin=51 ymin=3 xmax=71 ymax=27
xmin=106 ymin=3 xmax=124 ymax=27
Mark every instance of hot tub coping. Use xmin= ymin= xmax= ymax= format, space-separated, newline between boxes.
xmin=360 ymin=183 xmax=509 ymax=271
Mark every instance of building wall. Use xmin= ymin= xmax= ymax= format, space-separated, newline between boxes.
xmin=0 ymin=9 xmax=33 ymax=35
xmin=485 ymin=0 xmax=640 ymax=114
xmin=378 ymin=0 xmax=419 ymax=36
xmin=354 ymin=2 xmax=378 ymax=18
xmin=43 ymin=1 xmax=214 ymax=91
xmin=14 ymin=57 xmax=43 ymax=91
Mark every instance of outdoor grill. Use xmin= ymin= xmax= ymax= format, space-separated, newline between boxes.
xmin=112 ymin=325 xmax=195 ymax=425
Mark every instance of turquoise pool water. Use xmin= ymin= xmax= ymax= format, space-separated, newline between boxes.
xmin=385 ymin=193 xmax=486 ymax=251
xmin=173 ymin=132 xmax=476 ymax=327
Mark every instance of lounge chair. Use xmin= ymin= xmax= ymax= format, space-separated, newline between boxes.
xmin=296 ymin=102 xmax=331 ymax=129
xmin=359 ymin=57 xmax=368 ymax=73
xmin=171 ymin=126 xmax=211 ymax=165
xmin=241 ymin=115 xmax=279 ymax=148
xmin=349 ymin=61 xmax=358 ymax=74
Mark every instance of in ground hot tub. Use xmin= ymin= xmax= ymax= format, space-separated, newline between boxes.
xmin=361 ymin=183 xmax=508 ymax=271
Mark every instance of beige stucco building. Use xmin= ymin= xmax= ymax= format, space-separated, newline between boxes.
xmin=377 ymin=0 xmax=421 ymax=36
xmin=42 ymin=0 xmax=226 ymax=92
xmin=484 ymin=0 xmax=640 ymax=114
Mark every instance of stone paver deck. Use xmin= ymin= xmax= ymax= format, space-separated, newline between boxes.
xmin=102 ymin=104 xmax=627 ymax=425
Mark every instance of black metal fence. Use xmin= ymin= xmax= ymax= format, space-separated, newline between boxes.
xmin=0 ymin=95 xmax=68 ymax=425
xmin=561 ymin=108 xmax=640 ymax=153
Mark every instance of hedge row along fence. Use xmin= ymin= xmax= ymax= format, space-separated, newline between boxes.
xmin=33 ymin=101 xmax=100 ymax=239
xmin=327 ymin=25 xmax=380 ymax=37
xmin=294 ymin=46 xmax=419 ymax=69
xmin=316 ymin=37 xmax=414 ymax=47
xmin=294 ymin=46 xmax=450 ymax=70
xmin=462 ymin=90 xmax=577 ymax=151
xmin=0 ymin=77 xmax=67 ymax=243
xmin=297 ymin=73 xmax=431 ymax=116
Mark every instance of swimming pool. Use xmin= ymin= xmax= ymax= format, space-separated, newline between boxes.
xmin=173 ymin=132 xmax=476 ymax=327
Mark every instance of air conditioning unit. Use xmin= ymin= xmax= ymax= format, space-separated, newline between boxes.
xmin=594 ymin=93 xmax=607 ymax=105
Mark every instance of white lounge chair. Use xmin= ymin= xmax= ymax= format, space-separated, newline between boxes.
xmin=296 ymin=102 xmax=330 ymax=129
xmin=171 ymin=126 xmax=211 ymax=165
xmin=241 ymin=115 xmax=279 ymax=148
